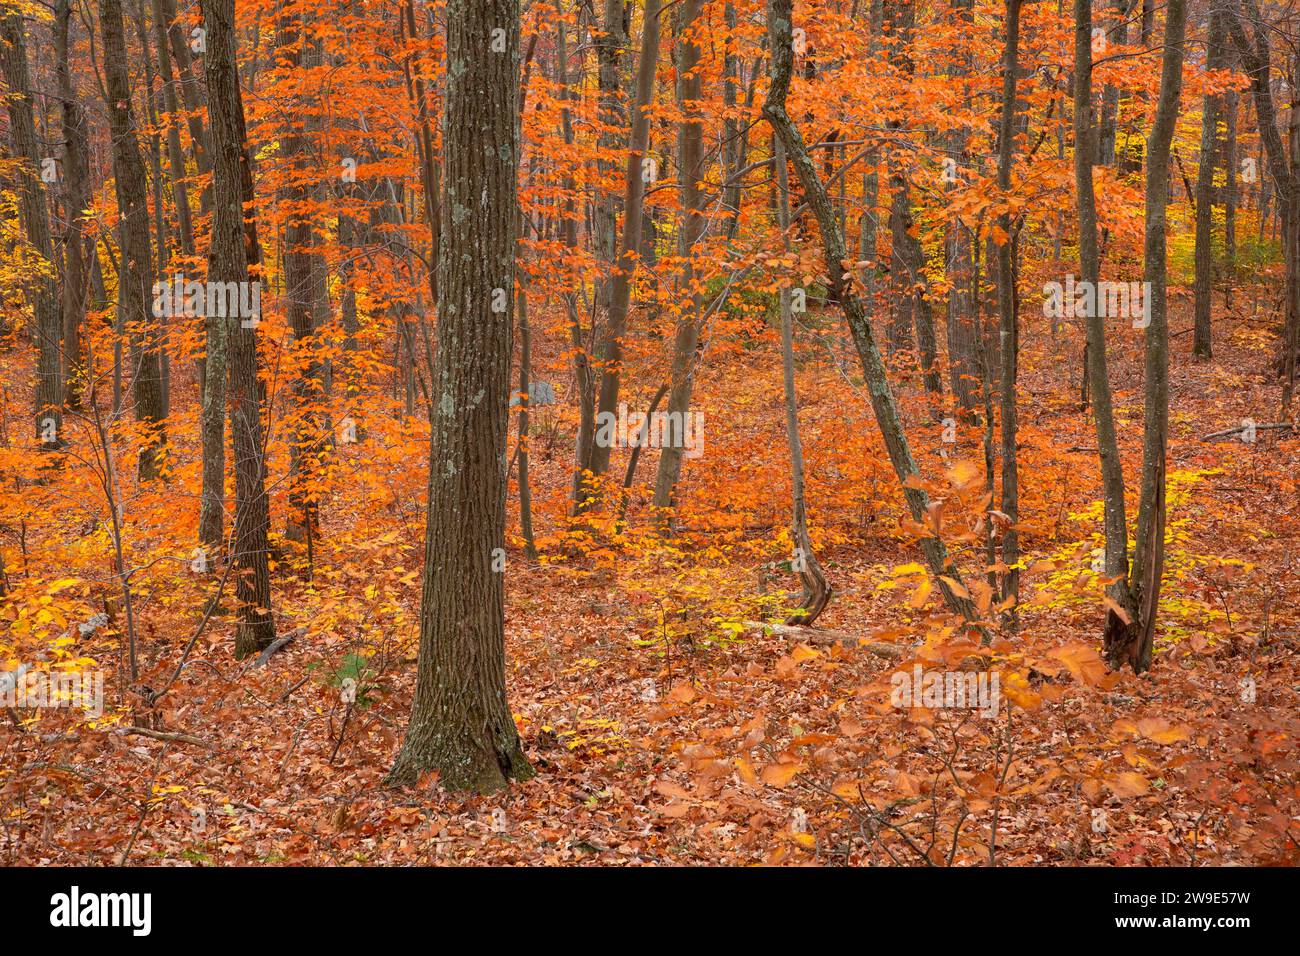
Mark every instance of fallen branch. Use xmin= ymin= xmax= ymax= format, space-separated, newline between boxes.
xmin=250 ymin=627 xmax=306 ymax=669
xmin=745 ymin=621 xmax=905 ymax=659
xmin=113 ymin=726 xmax=218 ymax=750
xmin=1200 ymin=421 xmax=1294 ymax=442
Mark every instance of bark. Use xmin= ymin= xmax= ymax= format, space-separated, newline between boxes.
xmin=652 ymin=0 xmax=706 ymax=516
xmin=279 ymin=15 xmax=324 ymax=545
xmin=996 ymin=0 xmax=1022 ymax=623
xmin=946 ymin=0 xmax=980 ymax=418
xmin=201 ymin=0 xmax=275 ymax=657
xmin=554 ymin=7 xmax=596 ymax=510
xmin=55 ymin=0 xmax=90 ymax=411
xmin=1119 ymin=0 xmax=1189 ymax=674
xmin=158 ymin=0 xmax=212 ymax=216
xmin=1224 ymin=0 xmax=1299 ymax=408
xmin=151 ymin=0 xmax=196 ymax=260
xmin=573 ymin=0 xmax=628 ymax=511
xmin=585 ymin=0 xmax=664 ymax=499
xmin=764 ymin=0 xmax=978 ymax=626
xmin=1193 ymin=4 xmax=1225 ymax=360
xmin=1 ymin=11 xmax=62 ymax=447
xmin=775 ymin=136 xmax=831 ymax=625
xmin=101 ymin=0 xmax=167 ymax=479
xmin=1096 ymin=0 xmax=1130 ymax=165
xmin=1075 ymin=0 xmax=1140 ymax=656
xmin=387 ymin=0 xmax=532 ymax=794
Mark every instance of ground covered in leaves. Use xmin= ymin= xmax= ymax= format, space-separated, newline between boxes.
xmin=2 ymin=297 xmax=1297 ymax=866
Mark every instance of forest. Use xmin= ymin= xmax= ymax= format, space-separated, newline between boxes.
xmin=0 ymin=0 xmax=1296 ymax=869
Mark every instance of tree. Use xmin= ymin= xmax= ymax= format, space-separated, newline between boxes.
xmin=201 ymin=0 xmax=275 ymax=657
xmin=764 ymin=0 xmax=978 ymax=627
xmin=1075 ymin=0 xmax=1138 ymax=661
xmin=652 ymin=0 xmax=706 ymax=518
xmin=387 ymin=0 xmax=532 ymax=793
xmin=1193 ymin=2 xmax=1226 ymax=360
xmin=580 ymin=0 xmax=664 ymax=509
xmin=1 ymin=8 xmax=62 ymax=448
xmin=100 ymin=0 xmax=166 ymax=479
xmin=54 ymin=0 xmax=91 ymax=412
xmin=995 ymin=0 xmax=1023 ymax=623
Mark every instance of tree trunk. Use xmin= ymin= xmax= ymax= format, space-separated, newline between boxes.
xmin=652 ymin=0 xmax=706 ymax=517
xmin=386 ymin=0 xmax=533 ymax=794
xmin=775 ymin=137 xmax=831 ymax=625
xmin=1224 ymin=0 xmax=1299 ymax=409
xmin=1193 ymin=4 xmax=1225 ymax=360
xmin=1075 ymin=0 xmax=1140 ymax=657
xmin=573 ymin=0 xmax=628 ymax=512
xmin=1119 ymin=0 xmax=1189 ymax=673
xmin=54 ymin=0 xmax=90 ymax=413
xmin=585 ymin=0 xmax=663 ymax=500
xmin=1 ymin=11 xmax=62 ymax=448
xmin=996 ymin=0 xmax=1022 ymax=624
xmin=553 ymin=8 xmax=596 ymax=512
xmin=279 ymin=15 xmax=324 ymax=545
xmin=202 ymin=0 xmax=275 ymax=657
xmin=159 ymin=0 xmax=212 ymax=216
xmin=101 ymin=0 xmax=167 ymax=479
xmin=764 ymin=0 xmax=978 ymax=627
xmin=152 ymin=0 xmax=196 ymax=261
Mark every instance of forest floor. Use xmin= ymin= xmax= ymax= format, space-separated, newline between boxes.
xmin=2 ymin=290 xmax=1297 ymax=866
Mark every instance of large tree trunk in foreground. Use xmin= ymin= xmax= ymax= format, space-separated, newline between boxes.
xmin=202 ymin=0 xmax=275 ymax=657
xmin=387 ymin=0 xmax=532 ymax=794
xmin=1 ymin=11 xmax=62 ymax=447
xmin=101 ymin=0 xmax=166 ymax=479
xmin=764 ymin=0 xmax=978 ymax=628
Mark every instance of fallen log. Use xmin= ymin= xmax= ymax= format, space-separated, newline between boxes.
xmin=1201 ymin=421 xmax=1294 ymax=442
xmin=745 ymin=621 xmax=906 ymax=659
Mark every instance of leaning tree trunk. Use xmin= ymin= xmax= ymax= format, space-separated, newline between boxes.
xmin=1 ymin=12 xmax=62 ymax=448
xmin=386 ymin=0 xmax=533 ymax=794
xmin=100 ymin=0 xmax=166 ymax=479
xmin=764 ymin=0 xmax=978 ymax=627
xmin=202 ymin=0 xmax=275 ymax=657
